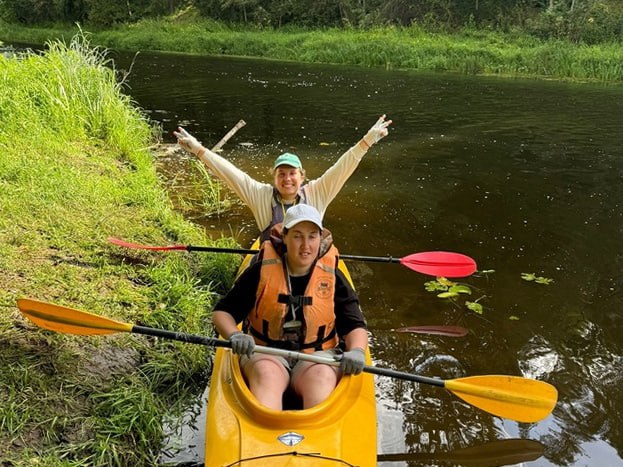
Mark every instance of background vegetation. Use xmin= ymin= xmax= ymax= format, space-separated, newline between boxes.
xmin=1 ymin=0 xmax=622 ymax=44
xmin=0 ymin=34 xmax=239 ymax=465
xmin=2 ymin=16 xmax=621 ymax=83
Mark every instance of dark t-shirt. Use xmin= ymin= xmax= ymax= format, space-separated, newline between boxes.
xmin=214 ymin=259 xmax=366 ymax=337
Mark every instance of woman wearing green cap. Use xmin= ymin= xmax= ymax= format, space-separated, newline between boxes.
xmin=174 ymin=115 xmax=391 ymax=240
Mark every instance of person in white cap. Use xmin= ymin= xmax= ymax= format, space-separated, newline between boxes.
xmin=212 ymin=204 xmax=368 ymax=410
xmin=174 ymin=115 xmax=391 ymax=240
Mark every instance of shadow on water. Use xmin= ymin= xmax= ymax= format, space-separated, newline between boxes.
xmin=12 ymin=42 xmax=622 ymax=465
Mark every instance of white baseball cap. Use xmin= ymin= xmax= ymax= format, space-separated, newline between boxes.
xmin=283 ymin=204 xmax=323 ymax=230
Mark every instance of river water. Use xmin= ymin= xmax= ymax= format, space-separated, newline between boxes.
xmin=43 ymin=43 xmax=623 ymax=465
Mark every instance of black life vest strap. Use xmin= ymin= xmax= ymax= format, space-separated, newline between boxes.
xmin=278 ymin=293 xmax=313 ymax=307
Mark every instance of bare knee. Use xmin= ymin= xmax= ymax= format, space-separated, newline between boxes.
xmin=246 ymin=357 xmax=288 ymax=387
xmin=243 ymin=356 xmax=289 ymax=409
xmin=293 ymin=363 xmax=338 ymax=408
xmin=301 ymin=364 xmax=338 ymax=386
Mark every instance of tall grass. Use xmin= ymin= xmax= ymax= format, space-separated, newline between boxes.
xmin=98 ymin=22 xmax=623 ymax=83
xmin=7 ymin=20 xmax=619 ymax=83
xmin=0 ymin=33 xmax=240 ymax=465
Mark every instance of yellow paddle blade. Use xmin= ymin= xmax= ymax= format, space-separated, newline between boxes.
xmin=17 ymin=298 xmax=133 ymax=336
xmin=445 ymin=375 xmax=558 ymax=423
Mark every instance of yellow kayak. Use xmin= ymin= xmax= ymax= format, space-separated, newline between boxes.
xmin=204 ymin=246 xmax=377 ymax=466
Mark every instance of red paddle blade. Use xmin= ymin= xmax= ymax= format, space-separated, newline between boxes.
xmin=107 ymin=237 xmax=187 ymax=251
xmin=393 ymin=325 xmax=469 ymax=337
xmin=400 ymin=251 xmax=477 ymax=277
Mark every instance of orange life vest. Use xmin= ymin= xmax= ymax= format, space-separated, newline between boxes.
xmin=247 ymin=240 xmax=339 ymax=353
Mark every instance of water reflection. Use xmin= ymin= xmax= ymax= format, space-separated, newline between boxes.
xmin=24 ymin=43 xmax=621 ymax=465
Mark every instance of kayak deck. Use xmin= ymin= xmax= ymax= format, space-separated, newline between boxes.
xmin=204 ymin=251 xmax=377 ymax=466
xmin=204 ymin=346 xmax=376 ymax=465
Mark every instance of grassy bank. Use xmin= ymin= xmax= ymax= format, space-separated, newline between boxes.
xmin=1 ymin=18 xmax=622 ymax=83
xmin=0 ymin=34 xmax=240 ymax=465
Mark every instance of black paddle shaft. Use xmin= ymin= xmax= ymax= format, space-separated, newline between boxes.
xmin=186 ymin=245 xmax=256 ymax=255
xmin=132 ymin=325 xmax=232 ymax=348
xmin=186 ymin=245 xmax=401 ymax=263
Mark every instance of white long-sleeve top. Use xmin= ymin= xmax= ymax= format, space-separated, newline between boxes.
xmin=197 ymin=140 xmax=370 ymax=231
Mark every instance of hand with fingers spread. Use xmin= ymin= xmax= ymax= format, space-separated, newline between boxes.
xmin=340 ymin=347 xmax=366 ymax=375
xmin=362 ymin=114 xmax=392 ymax=148
xmin=229 ymin=331 xmax=255 ymax=358
xmin=174 ymin=127 xmax=205 ymax=156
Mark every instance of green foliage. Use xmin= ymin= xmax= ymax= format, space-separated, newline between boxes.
xmin=89 ymin=379 xmax=165 ymax=465
xmin=83 ymin=0 xmax=134 ymax=27
xmin=424 ymin=267 xmax=556 ymax=318
xmin=0 ymin=33 xmax=237 ymax=465
xmin=3 ymin=15 xmax=623 ymax=82
xmin=437 ymin=284 xmax=472 ymax=299
xmin=0 ymin=0 xmax=184 ymax=26
xmin=526 ymin=0 xmax=623 ymax=44
xmin=424 ymin=277 xmax=482 ymax=313
xmin=521 ymin=272 xmax=554 ymax=285
xmin=194 ymin=160 xmax=232 ymax=216
xmin=465 ymin=300 xmax=484 ymax=314
xmin=2 ymin=0 xmax=623 ymax=45
xmin=424 ymin=279 xmax=449 ymax=292
xmin=0 ymin=0 xmax=66 ymax=24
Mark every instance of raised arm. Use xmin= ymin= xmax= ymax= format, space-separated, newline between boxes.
xmin=174 ymin=127 xmax=274 ymax=230
xmin=305 ymin=115 xmax=392 ymax=214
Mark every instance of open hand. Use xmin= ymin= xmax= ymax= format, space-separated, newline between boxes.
xmin=174 ymin=127 xmax=204 ymax=155
xmin=363 ymin=114 xmax=392 ymax=146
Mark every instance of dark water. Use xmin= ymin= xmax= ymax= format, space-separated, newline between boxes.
xmin=67 ymin=45 xmax=623 ymax=465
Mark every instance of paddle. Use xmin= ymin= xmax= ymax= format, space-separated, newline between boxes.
xmin=107 ymin=237 xmax=477 ymax=278
xmin=17 ymin=298 xmax=557 ymax=423
xmin=392 ymin=325 xmax=469 ymax=337
xmin=377 ymin=438 xmax=545 ymax=465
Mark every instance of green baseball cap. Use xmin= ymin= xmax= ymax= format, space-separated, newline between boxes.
xmin=273 ymin=152 xmax=303 ymax=170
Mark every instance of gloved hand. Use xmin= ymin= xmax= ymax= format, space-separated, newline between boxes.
xmin=229 ymin=331 xmax=255 ymax=358
xmin=340 ymin=348 xmax=366 ymax=375
xmin=362 ymin=114 xmax=392 ymax=147
xmin=173 ymin=127 xmax=204 ymax=155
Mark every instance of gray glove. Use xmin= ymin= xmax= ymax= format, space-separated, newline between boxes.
xmin=340 ymin=348 xmax=366 ymax=375
xmin=362 ymin=114 xmax=392 ymax=147
xmin=229 ymin=331 xmax=255 ymax=358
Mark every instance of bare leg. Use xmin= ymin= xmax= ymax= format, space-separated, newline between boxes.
xmin=243 ymin=355 xmax=289 ymax=410
xmin=293 ymin=363 xmax=339 ymax=409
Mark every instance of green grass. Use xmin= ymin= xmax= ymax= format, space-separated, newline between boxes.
xmin=2 ymin=19 xmax=622 ymax=83
xmin=0 ymin=32 xmax=240 ymax=465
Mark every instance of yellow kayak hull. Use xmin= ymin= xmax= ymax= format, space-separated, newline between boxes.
xmin=205 ymin=250 xmax=377 ymax=466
